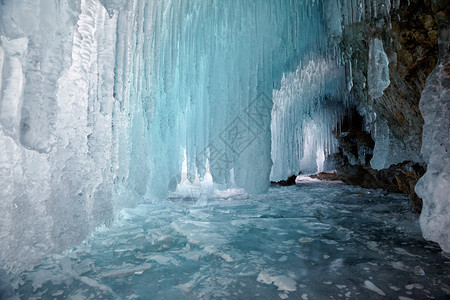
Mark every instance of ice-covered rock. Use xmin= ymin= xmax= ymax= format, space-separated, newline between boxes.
xmin=416 ymin=61 xmax=450 ymax=252
xmin=414 ymin=0 xmax=450 ymax=252
xmin=370 ymin=119 xmax=423 ymax=170
xmin=368 ymin=38 xmax=390 ymax=99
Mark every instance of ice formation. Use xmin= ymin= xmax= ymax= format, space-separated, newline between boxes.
xmin=415 ymin=53 xmax=450 ymax=251
xmin=270 ymin=58 xmax=348 ymax=180
xmin=0 ymin=0 xmax=341 ymax=273
xmin=367 ymin=38 xmax=390 ymax=100
xmin=0 ymin=0 xmax=449 ymax=272
xmin=0 ymin=0 xmax=120 ymax=272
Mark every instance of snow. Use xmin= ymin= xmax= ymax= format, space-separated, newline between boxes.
xmin=295 ymin=175 xmax=322 ymax=183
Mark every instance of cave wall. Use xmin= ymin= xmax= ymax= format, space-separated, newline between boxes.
xmin=0 ymin=0 xmax=448 ymax=273
xmin=334 ymin=0 xmax=449 ymax=251
xmin=338 ymin=0 xmax=438 ymax=169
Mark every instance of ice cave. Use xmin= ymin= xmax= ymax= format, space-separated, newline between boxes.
xmin=0 ymin=0 xmax=449 ymax=299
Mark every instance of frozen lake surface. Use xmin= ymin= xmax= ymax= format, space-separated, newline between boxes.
xmin=11 ymin=182 xmax=450 ymax=299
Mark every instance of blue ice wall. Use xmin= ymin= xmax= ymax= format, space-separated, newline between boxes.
xmin=0 ymin=0 xmax=383 ymax=272
xmin=0 ymin=0 xmax=352 ymax=271
xmin=116 ymin=0 xmax=343 ymax=200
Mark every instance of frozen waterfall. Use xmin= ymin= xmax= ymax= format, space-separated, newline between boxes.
xmin=0 ymin=0 xmax=449 ymax=274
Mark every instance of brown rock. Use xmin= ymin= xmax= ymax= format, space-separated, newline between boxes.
xmin=271 ymin=175 xmax=297 ymax=186
xmin=394 ymin=163 xmax=426 ymax=214
xmin=310 ymin=172 xmax=340 ymax=181
xmin=340 ymin=0 xmax=439 ymax=160
xmin=334 ymin=157 xmax=426 ymax=213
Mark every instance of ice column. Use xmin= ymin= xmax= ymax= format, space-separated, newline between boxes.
xmin=416 ymin=61 xmax=450 ymax=252
xmin=0 ymin=0 xmax=122 ymax=272
xmin=130 ymin=0 xmax=331 ymax=198
xmin=270 ymin=59 xmax=348 ymax=180
xmin=415 ymin=6 xmax=450 ymax=251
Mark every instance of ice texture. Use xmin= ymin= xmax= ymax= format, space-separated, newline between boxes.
xmin=370 ymin=118 xmax=423 ymax=170
xmin=108 ymin=0 xmax=354 ymax=201
xmin=0 ymin=0 xmax=353 ymax=273
xmin=414 ymin=9 xmax=450 ymax=252
xmin=0 ymin=0 xmax=120 ymax=272
xmin=415 ymin=62 xmax=450 ymax=251
xmin=367 ymin=38 xmax=390 ymax=99
xmin=270 ymin=0 xmax=395 ymax=178
xmin=270 ymin=59 xmax=348 ymax=179
xmin=12 ymin=184 xmax=450 ymax=299
xmin=134 ymin=0 xmax=330 ymax=199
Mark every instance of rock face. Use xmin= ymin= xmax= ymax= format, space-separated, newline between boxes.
xmin=309 ymin=172 xmax=340 ymax=181
xmin=334 ymin=155 xmax=426 ymax=214
xmin=340 ymin=0 xmax=438 ymax=169
xmin=271 ymin=175 xmax=297 ymax=186
xmin=395 ymin=164 xmax=427 ymax=214
xmin=331 ymin=1 xmax=450 ymax=251
xmin=330 ymin=109 xmax=426 ymax=214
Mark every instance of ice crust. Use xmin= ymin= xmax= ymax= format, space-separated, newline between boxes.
xmin=11 ymin=184 xmax=450 ymax=299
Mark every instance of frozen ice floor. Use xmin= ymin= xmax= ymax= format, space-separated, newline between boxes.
xmin=8 ymin=182 xmax=450 ymax=299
